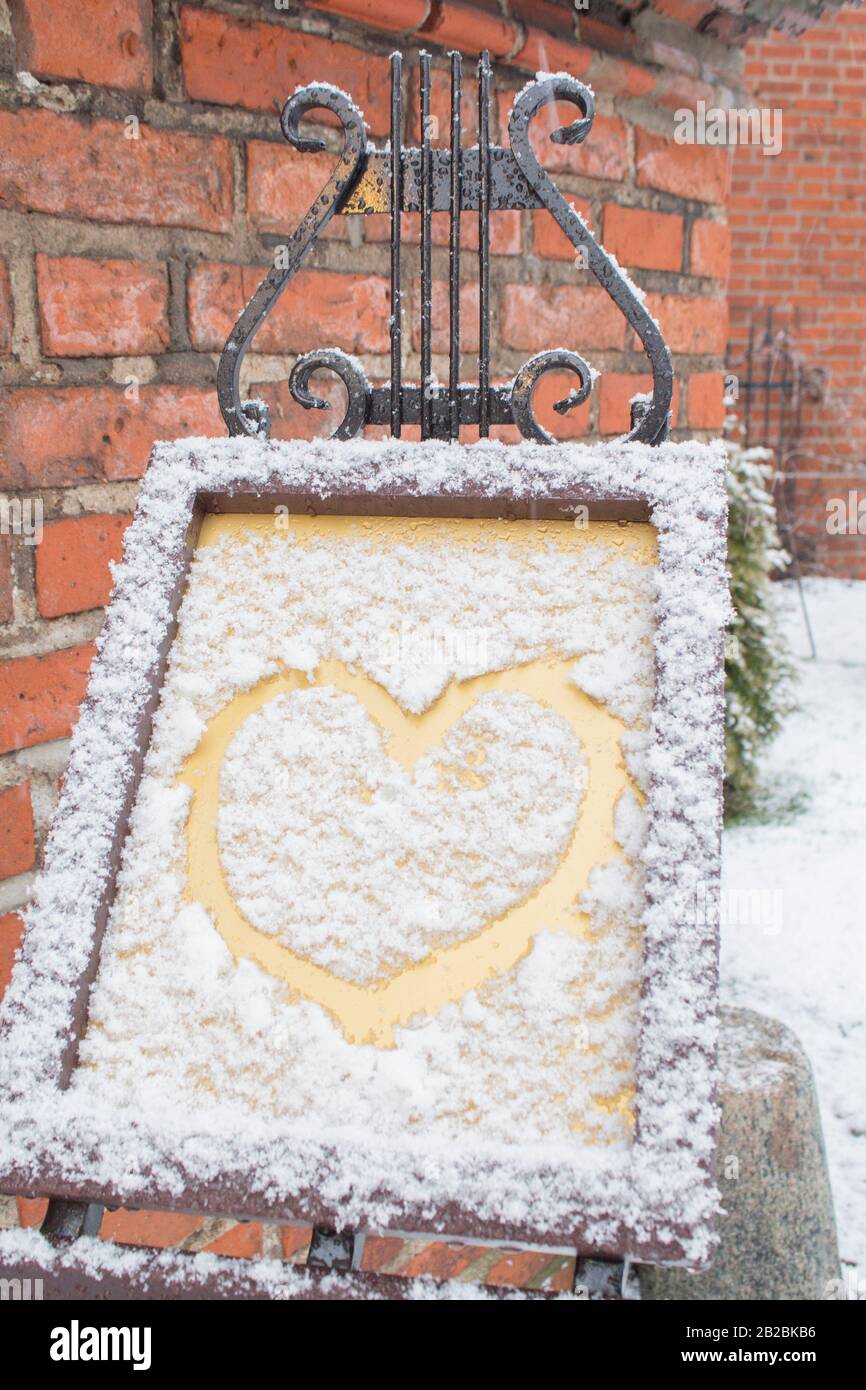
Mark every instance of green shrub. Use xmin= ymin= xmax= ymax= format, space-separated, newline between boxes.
xmin=724 ymin=431 xmax=797 ymax=821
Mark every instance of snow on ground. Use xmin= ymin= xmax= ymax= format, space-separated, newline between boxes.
xmin=721 ymin=577 xmax=866 ymax=1279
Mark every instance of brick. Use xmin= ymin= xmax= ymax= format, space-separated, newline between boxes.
xmin=642 ymin=294 xmax=728 ymax=354
xmin=11 ymin=0 xmax=153 ymax=92
xmin=654 ymin=0 xmax=715 ymax=23
xmin=687 ymin=371 xmax=726 ymax=428
xmin=501 ymin=284 xmax=624 ymax=352
xmin=0 ymin=644 xmax=95 ymax=754
xmin=636 ymin=129 xmax=730 ymax=205
xmin=0 ymin=783 xmax=35 ymax=880
xmin=361 ymin=1235 xmax=573 ymax=1288
xmin=251 ymin=379 xmax=353 ymax=443
xmin=580 ymin=18 xmax=638 ymax=57
xmin=500 ymin=96 xmax=628 ymax=183
xmin=203 ymin=1223 xmax=263 ymax=1259
xmin=187 ymin=263 xmax=390 ymax=357
xmin=599 ymin=372 xmax=681 ymax=434
xmin=419 ymin=2 xmax=519 ymax=58
xmin=179 ymin=7 xmax=391 ymax=136
xmin=306 ymin=0 xmax=428 ymax=31
xmin=0 ymin=260 xmax=11 ymax=355
xmin=0 ymin=912 xmax=25 ymax=1000
xmin=532 ymin=200 xmax=592 ymax=259
xmin=280 ymin=1225 xmax=313 ymax=1260
xmin=365 ymin=208 xmax=522 ymax=255
xmin=0 ymin=387 xmax=223 ymax=489
xmin=360 ymin=1234 xmax=406 ymax=1272
xmin=532 ymin=370 xmax=591 ymax=438
xmin=511 ymin=28 xmax=593 ymax=77
xmin=464 ymin=208 xmax=523 ymax=256
xmin=484 ymin=1248 xmax=573 ymax=1291
xmin=364 ymin=1235 xmax=483 ymax=1280
xmin=391 ymin=1240 xmax=483 ymax=1280
xmin=691 ymin=219 xmax=732 ymax=280
xmin=0 ymin=109 xmax=233 ymax=233
xmin=587 ymin=54 xmax=657 ymax=100
xmin=598 ymin=372 xmax=634 ymax=436
xmin=412 ymin=280 xmax=479 ymax=355
xmin=0 ymin=536 xmax=11 ymax=624
xmin=510 ymin=0 xmax=574 ymax=36
xmin=36 ymin=514 xmax=132 ymax=618
xmin=247 ymin=143 xmax=348 ymax=240
xmin=603 ymin=205 xmax=684 ymax=272
xmin=409 ymin=64 xmax=479 ymax=145
xmin=16 ymin=1196 xmax=48 ymax=1227
xmin=100 ymin=1208 xmax=202 ymax=1248
xmin=36 ymin=256 xmax=169 ymax=358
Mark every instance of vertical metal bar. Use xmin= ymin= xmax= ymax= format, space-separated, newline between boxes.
xmin=390 ymin=53 xmax=403 ymax=439
xmin=449 ymin=51 xmax=462 ymax=441
xmin=778 ymin=343 xmax=789 ymax=473
xmin=308 ymin=1228 xmax=356 ymax=1271
xmin=41 ymin=1198 xmax=104 ymax=1240
xmin=763 ymin=306 xmax=773 ymax=449
xmin=420 ymin=50 xmax=433 ymax=441
xmin=743 ymin=317 xmax=754 ymax=448
xmin=477 ymin=50 xmax=492 ymax=437
xmin=794 ymin=359 xmax=804 ymax=441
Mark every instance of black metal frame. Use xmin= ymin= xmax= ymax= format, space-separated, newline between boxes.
xmin=216 ymin=50 xmax=673 ymax=447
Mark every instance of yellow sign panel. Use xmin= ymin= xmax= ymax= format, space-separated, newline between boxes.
xmin=81 ymin=512 xmax=657 ymax=1148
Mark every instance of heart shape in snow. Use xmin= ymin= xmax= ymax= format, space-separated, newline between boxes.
xmin=179 ymin=659 xmax=629 ymax=1046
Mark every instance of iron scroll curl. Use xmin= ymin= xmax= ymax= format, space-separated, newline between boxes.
xmin=510 ymin=349 xmax=593 ymax=445
xmin=216 ymin=85 xmax=369 ymax=440
xmin=216 ymin=55 xmax=673 ymax=446
xmin=507 ymin=76 xmax=673 ymax=446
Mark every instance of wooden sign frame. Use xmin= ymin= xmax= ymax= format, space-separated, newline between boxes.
xmin=0 ymin=435 xmax=728 ymax=1276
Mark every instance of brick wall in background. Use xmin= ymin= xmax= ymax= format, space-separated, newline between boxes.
xmin=728 ymin=4 xmax=866 ymax=578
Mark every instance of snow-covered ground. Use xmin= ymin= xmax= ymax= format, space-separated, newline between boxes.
xmin=721 ymin=577 xmax=866 ymax=1280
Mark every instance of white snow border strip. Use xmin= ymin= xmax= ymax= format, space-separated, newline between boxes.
xmin=0 ymin=435 xmax=729 ymax=1269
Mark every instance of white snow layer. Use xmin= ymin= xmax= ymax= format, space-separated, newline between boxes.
xmin=219 ymin=686 xmax=590 ymax=985
xmin=0 ymin=435 xmax=728 ymax=1264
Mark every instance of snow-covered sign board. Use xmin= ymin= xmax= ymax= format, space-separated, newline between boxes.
xmin=0 ymin=435 xmax=728 ymax=1269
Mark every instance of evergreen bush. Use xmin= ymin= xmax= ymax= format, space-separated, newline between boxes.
xmin=724 ymin=428 xmax=797 ymax=821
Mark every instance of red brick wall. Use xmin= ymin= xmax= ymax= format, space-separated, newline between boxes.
xmin=728 ymin=3 xmax=866 ymax=577
xmin=0 ymin=0 xmax=737 ymax=1263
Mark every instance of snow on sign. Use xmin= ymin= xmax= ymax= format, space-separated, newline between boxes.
xmin=0 ymin=434 xmax=728 ymax=1267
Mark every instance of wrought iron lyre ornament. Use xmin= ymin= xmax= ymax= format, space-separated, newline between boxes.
xmin=216 ymin=51 xmax=673 ymax=445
